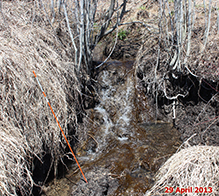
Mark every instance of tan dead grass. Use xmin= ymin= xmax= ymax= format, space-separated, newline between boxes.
xmin=146 ymin=145 xmax=219 ymax=196
xmin=0 ymin=1 xmax=81 ymax=195
xmin=0 ymin=122 xmax=33 ymax=196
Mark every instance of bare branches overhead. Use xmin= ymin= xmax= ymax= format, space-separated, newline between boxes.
xmin=52 ymin=0 xmax=127 ymax=73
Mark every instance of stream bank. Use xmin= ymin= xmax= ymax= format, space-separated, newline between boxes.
xmin=42 ymin=60 xmax=181 ymax=196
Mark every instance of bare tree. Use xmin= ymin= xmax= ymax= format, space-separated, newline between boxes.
xmin=60 ymin=0 xmax=127 ymax=74
xmin=169 ymin=0 xmax=214 ymax=71
xmin=201 ymin=0 xmax=212 ymax=52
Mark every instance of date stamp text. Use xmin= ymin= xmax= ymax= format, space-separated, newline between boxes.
xmin=165 ymin=187 xmax=212 ymax=194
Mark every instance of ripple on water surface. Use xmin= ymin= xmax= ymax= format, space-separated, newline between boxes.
xmin=71 ymin=122 xmax=182 ymax=196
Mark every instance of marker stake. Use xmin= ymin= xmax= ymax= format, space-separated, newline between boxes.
xmin=33 ymin=71 xmax=88 ymax=183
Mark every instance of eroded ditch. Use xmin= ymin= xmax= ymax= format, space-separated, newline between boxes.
xmin=42 ymin=61 xmax=182 ymax=196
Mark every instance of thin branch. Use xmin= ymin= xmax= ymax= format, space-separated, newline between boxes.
xmin=96 ymin=0 xmax=116 ymax=43
xmin=201 ymin=0 xmax=212 ymax=53
xmin=185 ymin=65 xmax=199 ymax=77
xmin=203 ymin=0 xmax=207 ymax=28
xmin=51 ymin=0 xmax=55 ymax=23
xmin=94 ymin=0 xmax=127 ymax=45
xmin=216 ymin=3 xmax=219 ymax=34
xmin=63 ymin=3 xmax=78 ymax=66
xmin=165 ymin=0 xmax=174 ymax=42
xmin=184 ymin=0 xmax=192 ymax=65
xmin=95 ymin=23 xmax=119 ymax=69
xmin=39 ymin=0 xmax=54 ymax=28
xmin=78 ymin=0 xmax=84 ymax=70
xmin=176 ymin=133 xmax=197 ymax=152
xmin=192 ymin=0 xmax=196 ymax=30
xmin=119 ymin=21 xmax=159 ymax=32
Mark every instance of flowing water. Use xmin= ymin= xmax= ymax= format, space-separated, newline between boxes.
xmin=43 ymin=61 xmax=181 ymax=196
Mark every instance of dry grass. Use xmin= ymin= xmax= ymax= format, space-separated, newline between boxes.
xmin=146 ymin=145 xmax=219 ymax=196
xmin=0 ymin=1 xmax=81 ymax=195
xmin=0 ymin=122 xmax=33 ymax=196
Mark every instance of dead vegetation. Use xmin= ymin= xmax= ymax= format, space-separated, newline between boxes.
xmin=0 ymin=0 xmax=219 ymax=195
xmin=136 ymin=0 xmax=219 ymax=88
xmin=136 ymin=0 xmax=219 ymax=132
xmin=0 ymin=1 xmax=83 ymax=195
xmin=146 ymin=145 xmax=219 ymax=196
xmin=0 ymin=0 xmax=130 ymax=194
xmin=0 ymin=121 xmax=33 ymax=196
xmin=135 ymin=1 xmax=219 ymax=195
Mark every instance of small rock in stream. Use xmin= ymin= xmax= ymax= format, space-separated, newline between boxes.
xmin=71 ymin=168 xmax=118 ymax=196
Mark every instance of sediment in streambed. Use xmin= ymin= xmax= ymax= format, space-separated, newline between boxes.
xmin=42 ymin=60 xmax=182 ymax=196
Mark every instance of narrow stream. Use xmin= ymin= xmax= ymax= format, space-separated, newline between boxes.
xmin=43 ymin=61 xmax=181 ymax=196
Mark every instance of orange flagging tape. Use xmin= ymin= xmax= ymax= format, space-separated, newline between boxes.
xmin=32 ymin=71 xmax=88 ymax=183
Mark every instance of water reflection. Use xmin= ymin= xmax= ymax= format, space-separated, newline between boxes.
xmin=78 ymin=123 xmax=181 ymax=195
xmin=43 ymin=61 xmax=181 ymax=196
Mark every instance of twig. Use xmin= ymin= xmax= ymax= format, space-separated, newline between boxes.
xmin=95 ymin=23 xmax=119 ymax=69
xmin=63 ymin=3 xmax=78 ymax=66
xmin=217 ymin=3 xmax=219 ymax=34
xmin=39 ymin=0 xmax=54 ymax=28
xmin=88 ymin=133 xmax=99 ymax=148
xmin=51 ymin=0 xmax=55 ymax=24
xmin=42 ymin=158 xmax=54 ymax=187
xmin=184 ymin=0 xmax=192 ymax=65
xmin=163 ymin=80 xmax=188 ymax=100
xmin=176 ymin=133 xmax=197 ymax=152
xmin=119 ymin=21 xmax=159 ymax=32
xmin=185 ymin=65 xmax=198 ymax=77
xmin=166 ymin=0 xmax=174 ymax=42
xmin=78 ymin=0 xmax=84 ymax=70
xmin=95 ymin=0 xmax=126 ymax=43
xmin=201 ymin=0 xmax=212 ymax=53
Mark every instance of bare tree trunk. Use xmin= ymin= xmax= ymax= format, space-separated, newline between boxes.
xmin=172 ymin=0 xmax=182 ymax=71
xmin=63 ymin=3 xmax=78 ymax=66
xmin=51 ymin=0 xmax=55 ymax=23
xmin=192 ymin=0 xmax=196 ymax=31
xmin=203 ymin=0 xmax=207 ymax=29
xmin=184 ymin=0 xmax=192 ymax=64
xmin=166 ymin=0 xmax=174 ymax=42
xmin=201 ymin=0 xmax=212 ymax=52
xmin=78 ymin=0 xmax=84 ymax=71
xmin=42 ymin=0 xmax=126 ymax=74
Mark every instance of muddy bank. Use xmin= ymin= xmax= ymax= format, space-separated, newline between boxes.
xmin=135 ymin=69 xmax=219 ymax=147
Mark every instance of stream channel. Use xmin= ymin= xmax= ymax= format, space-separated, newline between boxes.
xmin=43 ymin=61 xmax=182 ymax=196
